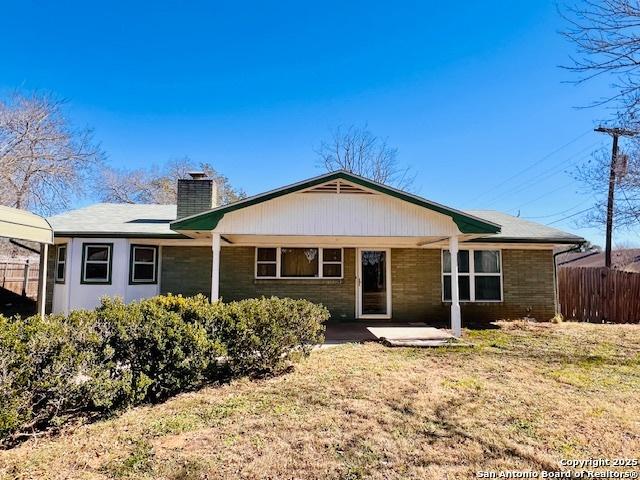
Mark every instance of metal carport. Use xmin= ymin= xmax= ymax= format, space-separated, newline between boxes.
xmin=0 ymin=205 xmax=54 ymax=317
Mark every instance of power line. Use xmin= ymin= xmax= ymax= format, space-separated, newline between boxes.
xmin=620 ymin=188 xmax=640 ymax=240
xmin=482 ymin=142 xmax=600 ymax=208
xmin=620 ymin=188 xmax=640 ymax=223
xmin=594 ymin=126 xmax=638 ymax=267
xmin=468 ymin=129 xmax=592 ymax=203
xmin=522 ymin=203 xmax=586 ymax=219
xmin=547 ymin=207 xmax=595 ymax=225
xmin=510 ymin=182 xmax=577 ymax=211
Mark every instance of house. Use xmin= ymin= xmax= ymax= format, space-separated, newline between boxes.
xmin=557 ymin=249 xmax=640 ymax=273
xmin=45 ymin=170 xmax=584 ymax=334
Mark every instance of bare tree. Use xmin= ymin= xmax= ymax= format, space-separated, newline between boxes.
xmin=99 ymin=157 xmax=246 ymax=206
xmin=561 ymin=1 xmax=640 ymax=234
xmin=575 ymin=142 xmax=640 ymax=228
xmin=562 ymin=0 xmax=640 ymax=124
xmin=316 ymin=125 xmax=415 ymax=190
xmin=0 ymin=92 xmax=103 ymax=214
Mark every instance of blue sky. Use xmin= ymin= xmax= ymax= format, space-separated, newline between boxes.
xmin=2 ymin=0 xmax=636 ymax=246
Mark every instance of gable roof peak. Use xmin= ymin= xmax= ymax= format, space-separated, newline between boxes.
xmin=171 ymin=170 xmax=501 ymax=235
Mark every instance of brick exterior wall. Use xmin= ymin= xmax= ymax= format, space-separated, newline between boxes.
xmin=176 ymin=179 xmax=216 ymax=219
xmin=390 ymin=248 xmax=556 ymax=325
xmin=160 ymin=246 xmax=212 ymax=297
xmin=390 ymin=249 xmax=442 ymax=322
xmin=158 ymin=245 xmax=556 ymax=324
xmin=219 ymin=247 xmax=356 ymax=320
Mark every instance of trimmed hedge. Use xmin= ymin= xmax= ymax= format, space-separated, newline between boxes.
xmin=0 ymin=295 xmax=328 ymax=446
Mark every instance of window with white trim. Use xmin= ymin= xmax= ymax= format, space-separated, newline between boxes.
xmin=322 ymin=248 xmax=342 ymax=278
xmin=255 ymin=247 xmax=343 ymax=279
xmin=256 ymin=248 xmax=277 ymax=277
xmin=130 ymin=245 xmax=158 ymax=284
xmin=82 ymin=243 xmax=112 ymax=284
xmin=55 ymin=245 xmax=67 ymax=284
xmin=442 ymin=249 xmax=502 ymax=302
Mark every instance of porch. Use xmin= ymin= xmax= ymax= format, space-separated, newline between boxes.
xmin=169 ymin=171 xmax=506 ymax=338
xmin=209 ymin=242 xmax=467 ymax=336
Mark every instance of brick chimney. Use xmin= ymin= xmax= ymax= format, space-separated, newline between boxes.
xmin=176 ymin=172 xmax=217 ymax=219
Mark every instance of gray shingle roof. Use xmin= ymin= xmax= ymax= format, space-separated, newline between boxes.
xmin=48 ymin=204 xmax=180 ymax=237
xmin=47 ymin=203 xmax=584 ymax=244
xmin=466 ymin=210 xmax=584 ymax=243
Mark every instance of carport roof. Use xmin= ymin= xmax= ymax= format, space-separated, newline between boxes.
xmin=0 ymin=205 xmax=54 ymax=244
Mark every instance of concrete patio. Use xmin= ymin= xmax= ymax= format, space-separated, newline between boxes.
xmin=323 ymin=321 xmax=459 ymax=347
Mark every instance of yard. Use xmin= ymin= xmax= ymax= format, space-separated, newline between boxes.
xmin=1 ymin=321 xmax=639 ymax=479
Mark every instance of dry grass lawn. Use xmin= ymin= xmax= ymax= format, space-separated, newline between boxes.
xmin=1 ymin=321 xmax=640 ymax=479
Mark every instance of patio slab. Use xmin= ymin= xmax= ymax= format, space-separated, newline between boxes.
xmin=323 ymin=322 xmax=456 ymax=346
xmin=367 ymin=326 xmax=453 ymax=341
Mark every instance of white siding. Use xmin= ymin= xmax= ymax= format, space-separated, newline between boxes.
xmin=216 ymin=193 xmax=460 ymax=237
xmin=52 ymin=238 xmax=160 ymax=313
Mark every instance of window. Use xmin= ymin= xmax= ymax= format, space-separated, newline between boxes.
xmin=82 ymin=243 xmax=112 ymax=284
xmin=130 ymin=245 xmax=158 ymax=284
xmin=322 ymin=248 xmax=343 ymax=278
xmin=256 ymin=248 xmax=277 ymax=277
xmin=281 ymin=248 xmax=319 ymax=277
xmin=442 ymin=249 xmax=502 ymax=302
xmin=255 ymin=247 xmax=343 ymax=279
xmin=55 ymin=245 xmax=67 ymax=284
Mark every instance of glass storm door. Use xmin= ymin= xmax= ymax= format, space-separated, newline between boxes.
xmin=358 ymin=249 xmax=390 ymax=318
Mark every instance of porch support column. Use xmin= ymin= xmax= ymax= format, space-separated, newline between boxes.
xmin=211 ymin=232 xmax=221 ymax=302
xmin=37 ymin=243 xmax=48 ymax=317
xmin=449 ymin=235 xmax=461 ymax=337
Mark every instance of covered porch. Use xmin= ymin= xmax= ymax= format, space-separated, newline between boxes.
xmin=170 ymin=171 xmax=503 ymax=338
xmin=208 ymin=235 xmax=469 ymax=337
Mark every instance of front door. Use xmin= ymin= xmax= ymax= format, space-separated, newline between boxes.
xmin=357 ymin=249 xmax=391 ymax=318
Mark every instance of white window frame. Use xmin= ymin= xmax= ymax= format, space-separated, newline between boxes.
xmin=321 ymin=248 xmax=343 ymax=278
xmin=82 ymin=243 xmax=112 ymax=284
xmin=255 ymin=247 xmax=344 ymax=280
xmin=55 ymin=244 xmax=67 ymax=284
xmin=442 ymin=249 xmax=503 ymax=303
xmin=130 ymin=245 xmax=158 ymax=284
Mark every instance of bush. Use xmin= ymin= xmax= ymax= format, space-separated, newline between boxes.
xmin=97 ymin=296 xmax=225 ymax=403
xmin=0 ymin=294 xmax=328 ymax=446
xmin=0 ymin=310 xmax=127 ymax=444
xmin=220 ymin=297 xmax=328 ymax=375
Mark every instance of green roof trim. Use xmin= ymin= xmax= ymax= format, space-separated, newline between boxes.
xmin=170 ymin=171 xmax=501 ymax=235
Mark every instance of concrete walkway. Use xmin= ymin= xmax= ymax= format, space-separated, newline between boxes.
xmin=323 ymin=321 xmax=456 ymax=347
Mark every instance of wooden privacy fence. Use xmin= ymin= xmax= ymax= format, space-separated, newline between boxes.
xmin=558 ymin=267 xmax=640 ymax=323
xmin=0 ymin=260 xmax=40 ymax=299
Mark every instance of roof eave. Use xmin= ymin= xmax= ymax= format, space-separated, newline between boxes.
xmin=53 ymin=231 xmax=188 ymax=239
xmin=468 ymin=236 xmax=586 ymax=245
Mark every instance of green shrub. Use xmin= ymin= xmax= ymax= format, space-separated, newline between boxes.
xmin=97 ymin=296 xmax=225 ymax=403
xmin=219 ymin=297 xmax=328 ymax=375
xmin=0 ymin=294 xmax=328 ymax=446
xmin=0 ymin=310 xmax=127 ymax=444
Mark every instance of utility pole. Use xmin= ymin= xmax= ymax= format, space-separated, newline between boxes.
xmin=594 ymin=126 xmax=637 ymax=268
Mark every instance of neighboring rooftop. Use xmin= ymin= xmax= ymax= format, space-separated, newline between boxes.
xmin=48 ymin=203 xmax=584 ymax=244
xmin=557 ymin=249 xmax=640 ymax=273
